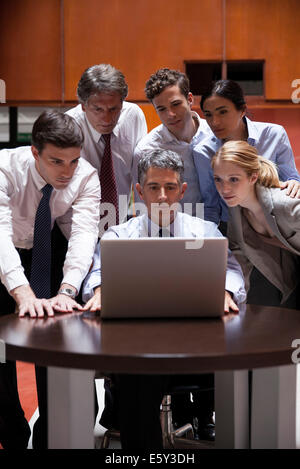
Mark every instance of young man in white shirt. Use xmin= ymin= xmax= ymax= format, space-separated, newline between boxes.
xmin=67 ymin=63 xmax=147 ymax=225
xmin=83 ymin=149 xmax=246 ymax=449
xmin=133 ymin=68 xmax=212 ymax=215
xmin=0 ymin=110 xmax=100 ymax=449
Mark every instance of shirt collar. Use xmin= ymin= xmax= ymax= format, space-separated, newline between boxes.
xmin=245 ymin=116 xmax=259 ymax=145
xmin=209 ymin=116 xmax=258 ymax=146
xmin=141 ymin=214 xmax=179 ymax=237
xmin=29 ymin=155 xmax=49 ymax=191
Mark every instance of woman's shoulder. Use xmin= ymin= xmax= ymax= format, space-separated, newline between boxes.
xmin=259 ymin=185 xmax=300 ymax=218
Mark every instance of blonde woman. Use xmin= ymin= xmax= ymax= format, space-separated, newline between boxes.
xmin=212 ymin=140 xmax=300 ymax=309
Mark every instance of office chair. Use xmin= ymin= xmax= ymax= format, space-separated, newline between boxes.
xmin=100 ymin=383 xmax=213 ymax=449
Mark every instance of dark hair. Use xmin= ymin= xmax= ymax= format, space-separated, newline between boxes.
xmin=31 ymin=110 xmax=84 ymax=153
xmin=145 ymin=68 xmax=190 ymax=101
xmin=77 ymin=64 xmax=128 ymax=103
xmin=200 ymin=79 xmax=246 ymax=111
xmin=138 ymin=148 xmax=184 ymax=186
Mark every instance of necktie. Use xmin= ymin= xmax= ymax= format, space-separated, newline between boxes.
xmin=100 ymin=133 xmax=119 ymax=229
xmin=159 ymin=228 xmax=174 ymax=238
xmin=30 ymin=184 xmax=53 ymax=299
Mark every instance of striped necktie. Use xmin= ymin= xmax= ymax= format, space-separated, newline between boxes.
xmin=100 ymin=133 xmax=119 ymax=229
xmin=159 ymin=228 xmax=174 ymax=237
xmin=30 ymin=184 xmax=53 ymax=298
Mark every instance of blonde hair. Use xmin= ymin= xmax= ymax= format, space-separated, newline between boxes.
xmin=212 ymin=140 xmax=280 ymax=188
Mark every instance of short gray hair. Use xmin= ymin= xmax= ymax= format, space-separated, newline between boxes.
xmin=137 ymin=149 xmax=184 ymax=186
xmin=77 ymin=64 xmax=128 ymax=103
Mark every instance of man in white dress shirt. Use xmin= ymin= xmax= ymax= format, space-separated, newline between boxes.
xmin=67 ymin=63 xmax=147 ymax=225
xmin=0 ymin=110 xmax=100 ymax=449
xmin=133 ymin=68 xmax=212 ymax=215
xmin=67 ymin=63 xmax=147 ymax=429
xmin=83 ymin=149 xmax=246 ymax=449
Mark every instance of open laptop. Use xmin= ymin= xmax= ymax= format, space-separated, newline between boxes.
xmin=100 ymin=237 xmax=228 ymax=319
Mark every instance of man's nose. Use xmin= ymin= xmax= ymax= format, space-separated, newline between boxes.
xmin=61 ymin=165 xmax=74 ymax=178
xmin=166 ymin=108 xmax=176 ymax=119
xmin=158 ymin=188 xmax=167 ymax=200
xmin=102 ymin=111 xmax=112 ymax=123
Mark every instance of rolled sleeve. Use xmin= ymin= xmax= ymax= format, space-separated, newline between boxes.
xmin=58 ymin=170 xmax=100 ymax=292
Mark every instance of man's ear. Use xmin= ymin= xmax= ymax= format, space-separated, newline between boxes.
xmin=136 ymin=183 xmax=144 ymax=201
xmin=31 ymin=145 xmax=39 ymax=161
xmin=180 ymin=182 xmax=188 ymax=200
xmin=187 ymin=92 xmax=194 ymax=108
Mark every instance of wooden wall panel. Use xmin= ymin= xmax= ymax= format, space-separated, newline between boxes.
xmin=226 ymin=0 xmax=300 ymax=100
xmin=0 ymin=0 xmax=61 ymax=103
xmin=63 ymin=0 xmax=223 ymax=102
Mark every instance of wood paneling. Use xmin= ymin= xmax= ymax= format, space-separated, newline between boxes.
xmin=63 ymin=0 xmax=223 ymax=102
xmin=226 ymin=0 xmax=300 ymax=99
xmin=0 ymin=0 xmax=61 ymax=103
xmin=0 ymin=0 xmax=299 ymax=103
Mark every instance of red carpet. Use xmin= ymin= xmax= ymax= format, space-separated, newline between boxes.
xmin=0 ymin=361 xmax=37 ymax=450
xmin=16 ymin=361 xmax=38 ymax=422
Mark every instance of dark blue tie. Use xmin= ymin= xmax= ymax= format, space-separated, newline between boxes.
xmin=30 ymin=184 xmax=53 ymax=299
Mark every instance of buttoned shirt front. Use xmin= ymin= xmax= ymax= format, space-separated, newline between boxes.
xmin=0 ymin=146 xmax=100 ymax=293
xmin=193 ymin=116 xmax=300 ymax=223
xmin=67 ymin=102 xmax=147 ymax=222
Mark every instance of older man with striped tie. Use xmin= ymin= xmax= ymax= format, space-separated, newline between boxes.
xmin=66 ymin=63 xmax=147 ymax=229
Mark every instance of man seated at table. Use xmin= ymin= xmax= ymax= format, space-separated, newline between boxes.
xmin=83 ymin=148 xmax=246 ymax=449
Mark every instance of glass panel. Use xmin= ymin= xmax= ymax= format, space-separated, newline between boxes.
xmin=185 ymin=62 xmax=222 ymax=95
xmin=227 ymin=61 xmax=264 ymax=96
xmin=18 ymin=107 xmax=70 ymax=143
xmin=0 ymin=107 xmax=9 ymax=142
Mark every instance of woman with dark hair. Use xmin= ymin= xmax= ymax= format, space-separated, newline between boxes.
xmin=212 ymin=140 xmax=300 ymax=309
xmin=193 ymin=80 xmax=300 ymax=224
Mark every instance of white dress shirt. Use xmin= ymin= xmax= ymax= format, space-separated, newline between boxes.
xmin=82 ymin=212 xmax=246 ymax=305
xmin=67 ymin=102 xmax=147 ymax=222
xmin=0 ymin=146 xmax=100 ymax=293
xmin=132 ymin=112 xmax=212 ymax=212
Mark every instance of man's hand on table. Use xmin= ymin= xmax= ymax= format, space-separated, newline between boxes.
xmin=11 ymin=284 xmax=55 ymax=318
xmin=82 ymin=286 xmax=101 ymax=313
xmin=224 ymin=290 xmax=239 ymax=315
xmin=11 ymin=283 xmax=83 ymax=318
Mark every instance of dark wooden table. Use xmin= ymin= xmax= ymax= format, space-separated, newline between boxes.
xmin=0 ymin=304 xmax=299 ymax=449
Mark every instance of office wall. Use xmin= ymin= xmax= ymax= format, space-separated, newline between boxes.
xmin=1 ymin=0 xmax=300 ymax=102
xmin=226 ymin=0 xmax=300 ymax=100
xmin=63 ymin=0 xmax=223 ymax=101
xmin=0 ymin=0 xmax=299 ymax=159
xmin=0 ymin=0 xmax=62 ymax=103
